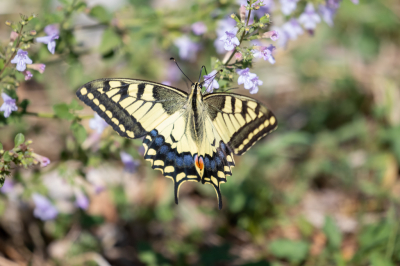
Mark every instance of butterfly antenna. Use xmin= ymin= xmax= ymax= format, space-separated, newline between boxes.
xmin=198 ymin=65 xmax=206 ymax=83
xmin=170 ymin=57 xmax=193 ymax=84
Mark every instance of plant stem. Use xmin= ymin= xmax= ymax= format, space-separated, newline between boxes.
xmin=223 ymin=0 xmax=253 ymax=66
xmin=0 ymin=25 xmax=24 ymax=79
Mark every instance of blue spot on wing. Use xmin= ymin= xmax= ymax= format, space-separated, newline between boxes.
xmin=160 ymin=145 xmax=169 ymax=154
xmin=210 ymin=161 xmax=216 ymax=170
xmin=150 ymin=130 xmax=157 ymax=137
xmin=155 ymin=136 xmax=163 ymax=146
xmin=176 ymin=156 xmax=183 ymax=167
xmin=204 ymin=157 xmax=211 ymax=169
xmin=167 ymin=152 xmax=175 ymax=161
xmin=215 ymin=156 xmax=222 ymax=166
xmin=183 ymin=155 xmax=193 ymax=166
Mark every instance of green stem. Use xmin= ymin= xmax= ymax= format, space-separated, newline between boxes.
xmin=0 ymin=25 xmax=24 ymax=79
xmin=223 ymin=1 xmax=253 ymax=66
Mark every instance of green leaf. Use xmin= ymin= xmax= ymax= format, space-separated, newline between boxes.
xmin=69 ymin=99 xmax=84 ymax=111
xmin=369 ymin=252 xmax=395 ymax=266
xmin=0 ymin=142 xmax=3 ymax=150
xmin=3 ymin=152 xmax=12 ymax=162
xmin=323 ymin=216 xmax=342 ymax=249
xmin=71 ymin=122 xmax=87 ymax=144
xmin=89 ymin=5 xmax=112 ymax=23
xmin=53 ymin=103 xmax=75 ymax=120
xmin=14 ymin=133 xmax=25 ymax=147
xmin=99 ymin=28 xmax=121 ymax=54
xmin=269 ymin=239 xmax=310 ymax=263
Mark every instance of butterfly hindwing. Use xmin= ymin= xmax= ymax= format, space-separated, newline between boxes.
xmin=204 ymin=93 xmax=278 ymax=155
xmin=76 ymin=78 xmax=187 ymax=139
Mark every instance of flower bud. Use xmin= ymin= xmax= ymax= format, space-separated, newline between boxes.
xmin=30 ymin=30 xmax=37 ymax=36
xmin=5 ymin=21 xmax=12 ymax=26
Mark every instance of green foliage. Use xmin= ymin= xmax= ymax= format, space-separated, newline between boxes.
xmin=269 ymin=239 xmax=310 ymax=263
xmin=323 ymin=216 xmax=342 ymax=250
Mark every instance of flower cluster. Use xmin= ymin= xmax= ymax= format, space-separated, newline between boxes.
xmin=1 ymin=17 xmax=60 ymax=118
xmin=168 ymin=0 xmax=358 ymax=95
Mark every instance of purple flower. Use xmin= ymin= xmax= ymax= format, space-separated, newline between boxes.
xmin=32 ymin=193 xmax=58 ymax=221
xmin=44 ymin=24 xmax=59 ymax=36
xmin=215 ymin=18 xmax=237 ymax=54
xmin=161 ymin=81 xmax=171 ymax=86
xmin=89 ymin=113 xmax=109 ymax=134
xmin=249 ymin=76 xmax=263 ymax=94
xmin=262 ymin=30 xmax=279 ymax=41
xmin=0 ymin=93 xmax=18 ymax=118
xmin=24 ymin=70 xmax=33 ymax=80
xmin=203 ymin=70 xmax=220 ymax=93
xmin=280 ymin=0 xmax=299 ymax=15
xmin=36 ymin=24 xmax=59 ymax=54
xmin=351 ymin=0 xmax=359 ymax=4
xmin=220 ymin=27 xmax=240 ymax=51
xmin=319 ymin=4 xmax=335 ymax=27
xmin=274 ymin=28 xmax=290 ymax=48
xmin=32 ymin=153 xmax=51 ymax=167
xmin=298 ymin=3 xmax=321 ymax=30
xmin=27 ymin=63 xmax=46 ymax=74
xmin=216 ymin=17 xmax=237 ymax=37
xmin=236 ymin=68 xmax=257 ymax=90
xmin=282 ymin=18 xmax=304 ymax=40
xmin=191 ymin=22 xmax=207 ymax=35
xmin=174 ymin=35 xmax=201 ymax=61
xmin=214 ymin=39 xmax=226 ymax=54
xmin=120 ymin=151 xmax=140 ymax=173
xmin=1 ymin=179 xmax=14 ymax=194
xmin=10 ymin=49 xmax=32 ymax=72
xmin=252 ymin=45 xmax=276 ymax=64
xmin=75 ymin=190 xmax=89 ymax=210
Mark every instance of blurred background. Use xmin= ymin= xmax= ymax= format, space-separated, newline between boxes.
xmin=0 ymin=0 xmax=400 ymax=265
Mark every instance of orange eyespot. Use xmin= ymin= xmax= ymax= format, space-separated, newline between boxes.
xmin=194 ymin=155 xmax=204 ymax=170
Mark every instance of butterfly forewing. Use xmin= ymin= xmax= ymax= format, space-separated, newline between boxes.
xmin=204 ymin=93 xmax=278 ymax=155
xmin=76 ymin=78 xmax=188 ymax=139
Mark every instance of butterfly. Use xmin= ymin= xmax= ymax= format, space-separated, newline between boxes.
xmin=76 ymin=74 xmax=277 ymax=209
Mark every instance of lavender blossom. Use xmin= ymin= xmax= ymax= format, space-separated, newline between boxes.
xmin=298 ymin=3 xmax=321 ymax=30
xmin=32 ymin=153 xmax=51 ymax=167
xmin=24 ymin=70 xmax=33 ymax=80
xmin=215 ymin=18 xmax=237 ymax=54
xmin=174 ymin=35 xmax=200 ymax=61
xmin=220 ymin=27 xmax=240 ymax=51
xmin=10 ymin=49 xmax=32 ymax=72
xmin=32 ymin=193 xmax=58 ymax=221
xmin=252 ymin=45 xmax=276 ymax=64
xmin=249 ymin=76 xmax=263 ymax=94
xmin=262 ymin=30 xmax=279 ymax=41
xmin=280 ymin=0 xmax=299 ymax=15
xmin=161 ymin=81 xmax=171 ymax=86
xmin=75 ymin=190 xmax=89 ymax=210
xmin=237 ymin=68 xmax=257 ymax=90
xmin=0 ymin=93 xmax=18 ymax=118
xmin=282 ymin=18 xmax=304 ymax=40
xmin=120 ymin=151 xmax=140 ymax=173
xmin=319 ymin=4 xmax=335 ymax=27
xmin=36 ymin=24 xmax=59 ymax=54
xmin=27 ymin=63 xmax=46 ymax=74
xmin=89 ymin=113 xmax=109 ymax=134
xmin=203 ymin=70 xmax=220 ymax=93
xmin=191 ymin=22 xmax=207 ymax=35
xmin=0 ymin=179 xmax=14 ymax=194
